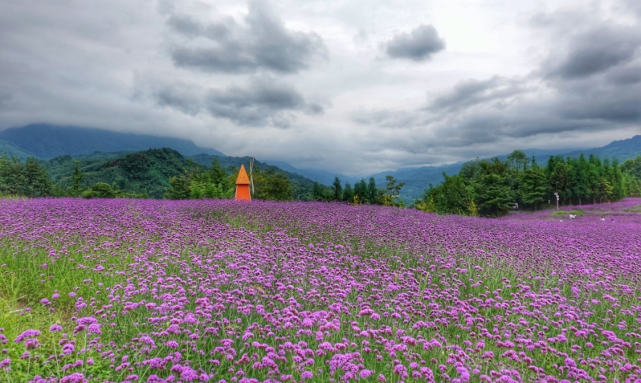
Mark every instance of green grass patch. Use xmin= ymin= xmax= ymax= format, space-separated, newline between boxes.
xmin=551 ymin=209 xmax=584 ymax=217
xmin=623 ymin=204 xmax=641 ymax=213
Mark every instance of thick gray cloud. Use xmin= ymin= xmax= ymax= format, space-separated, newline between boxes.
xmin=429 ymin=77 xmax=525 ymax=112
xmin=205 ymin=79 xmax=312 ymax=126
xmin=0 ymin=0 xmax=639 ymax=176
xmin=155 ymin=86 xmax=201 ymax=115
xmin=606 ymin=62 xmax=641 ymax=85
xmin=385 ymin=25 xmax=445 ymax=61
xmin=169 ymin=1 xmax=326 ymax=74
xmin=548 ymin=26 xmax=640 ymax=79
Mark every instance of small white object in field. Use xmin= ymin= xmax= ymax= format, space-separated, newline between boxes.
xmin=569 ymin=214 xmax=576 ymax=219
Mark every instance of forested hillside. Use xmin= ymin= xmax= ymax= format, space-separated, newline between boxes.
xmin=0 ymin=148 xmax=319 ymax=200
xmin=45 ymin=148 xmax=192 ymax=198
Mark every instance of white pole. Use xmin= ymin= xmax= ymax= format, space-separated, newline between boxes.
xmin=249 ymin=157 xmax=255 ymax=195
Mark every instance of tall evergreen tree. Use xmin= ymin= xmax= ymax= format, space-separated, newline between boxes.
xmin=71 ymin=161 xmax=84 ymax=196
xmin=24 ymin=157 xmax=52 ymax=197
xmin=332 ymin=176 xmax=343 ymax=201
xmin=519 ymin=161 xmax=547 ymax=209
xmin=367 ymin=177 xmax=378 ymax=204
xmin=343 ymin=183 xmax=354 ymax=203
xmin=354 ymin=179 xmax=367 ymax=203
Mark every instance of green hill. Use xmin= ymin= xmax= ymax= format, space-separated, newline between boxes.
xmin=45 ymin=148 xmax=195 ymax=198
xmin=0 ymin=139 xmax=32 ymax=159
xmin=44 ymin=148 xmax=317 ymax=200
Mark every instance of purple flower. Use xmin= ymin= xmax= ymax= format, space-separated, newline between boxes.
xmin=360 ymin=369 xmax=373 ymax=378
xmin=15 ymin=329 xmax=40 ymax=343
xmin=59 ymin=373 xmax=87 ymax=383
xmin=88 ymin=323 xmax=101 ymax=335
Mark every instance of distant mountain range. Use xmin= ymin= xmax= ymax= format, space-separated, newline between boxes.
xmin=1 ymin=123 xmax=640 ymax=202
xmin=0 ymin=124 xmax=224 ymax=159
xmin=274 ymin=135 xmax=641 ymax=202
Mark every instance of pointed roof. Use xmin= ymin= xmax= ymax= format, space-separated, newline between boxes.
xmin=235 ymin=164 xmax=250 ymax=185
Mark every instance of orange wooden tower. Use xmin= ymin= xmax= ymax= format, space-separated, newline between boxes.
xmin=235 ymin=164 xmax=251 ymax=201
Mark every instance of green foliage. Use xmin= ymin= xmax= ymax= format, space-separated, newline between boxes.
xmin=342 ymin=183 xmax=354 ymax=203
xmin=474 ymin=173 xmax=514 ymax=217
xmin=418 ymin=152 xmax=630 ymax=217
xmin=367 ymin=177 xmax=378 ymax=204
xmin=621 ymin=155 xmax=641 ymax=179
xmin=252 ymin=166 xmax=293 ymax=201
xmin=71 ymin=161 xmax=84 ymax=196
xmin=507 ymin=150 xmax=528 ymax=172
xmin=416 ymin=174 xmax=473 ymax=215
xmin=332 ymin=176 xmax=342 ymax=201
xmin=354 ymin=179 xmax=368 ymax=203
xmin=382 ymin=175 xmax=405 ymax=206
xmin=45 ymin=148 xmax=193 ymax=198
xmin=189 ymin=154 xmax=316 ymax=200
xmin=165 ymin=175 xmax=192 ymax=200
xmin=0 ymin=154 xmax=51 ymax=197
xmin=519 ymin=162 xmax=547 ymax=209
xmin=82 ymin=182 xmax=121 ymax=198
xmin=165 ymin=158 xmax=234 ymax=200
xmin=551 ymin=209 xmax=584 ymax=217
xmin=311 ymin=182 xmax=331 ymax=201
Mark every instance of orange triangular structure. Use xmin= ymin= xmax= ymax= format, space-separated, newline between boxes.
xmin=235 ymin=164 xmax=251 ymax=201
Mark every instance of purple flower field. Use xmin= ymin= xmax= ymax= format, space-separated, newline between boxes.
xmin=1 ymin=198 xmax=640 ymax=382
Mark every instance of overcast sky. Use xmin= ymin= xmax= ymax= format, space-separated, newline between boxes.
xmin=1 ymin=0 xmax=640 ymax=175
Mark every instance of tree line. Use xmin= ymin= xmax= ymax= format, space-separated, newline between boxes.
xmin=310 ymin=175 xmax=405 ymax=206
xmin=165 ymin=159 xmax=294 ymax=201
xmin=2 ymin=150 xmax=640 ymax=214
xmin=0 ymin=153 xmax=295 ymax=201
xmin=414 ymin=151 xmax=641 ymax=217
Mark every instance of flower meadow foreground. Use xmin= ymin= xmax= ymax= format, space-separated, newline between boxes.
xmin=1 ymin=199 xmax=641 ymax=383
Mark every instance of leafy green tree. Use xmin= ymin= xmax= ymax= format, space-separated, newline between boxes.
xmin=507 ymin=150 xmax=528 ymax=173
xmin=71 ymin=161 xmax=85 ymax=196
xmin=472 ymin=159 xmax=514 ymax=217
xmin=414 ymin=193 xmax=436 ymax=213
xmin=423 ymin=174 xmax=474 ymax=215
xmin=342 ymin=183 xmax=354 ymax=203
xmin=82 ymin=182 xmax=119 ymax=198
xmin=165 ymin=175 xmax=191 ymax=199
xmin=519 ymin=162 xmax=547 ymax=209
xmin=312 ymin=182 xmax=325 ymax=201
xmin=383 ymin=175 xmax=405 ymax=206
xmin=332 ymin=177 xmax=343 ymax=201
xmin=611 ymin=158 xmax=624 ymax=200
xmin=623 ymin=173 xmax=641 ymax=196
xmin=459 ymin=160 xmax=482 ymax=180
xmin=209 ymin=158 xmax=227 ymax=185
xmin=367 ymin=177 xmax=378 ymax=204
xmin=254 ymin=168 xmax=293 ymax=201
xmin=0 ymin=153 xmax=26 ymax=195
xmin=354 ymin=179 xmax=368 ymax=203
xmin=621 ymin=156 xmax=641 ymax=179
xmin=598 ymin=178 xmax=614 ymax=202
xmin=24 ymin=157 xmax=52 ymax=197
xmin=547 ymin=156 xmax=569 ymax=203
